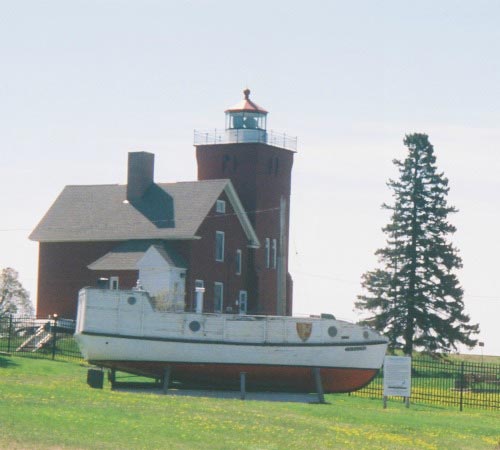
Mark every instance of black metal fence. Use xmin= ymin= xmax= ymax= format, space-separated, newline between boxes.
xmin=353 ymin=357 xmax=500 ymax=411
xmin=0 ymin=315 xmax=82 ymax=362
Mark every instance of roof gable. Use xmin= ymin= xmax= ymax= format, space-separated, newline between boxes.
xmin=137 ymin=245 xmax=187 ymax=270
xmin=30 ymin=179 xmax=259 ymax=247
xmin=88 ymin=240 xmax=187 ymax=271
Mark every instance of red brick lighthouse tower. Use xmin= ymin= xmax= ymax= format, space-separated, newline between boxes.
xmin=195 ymin=89 xmax=296 ymax=315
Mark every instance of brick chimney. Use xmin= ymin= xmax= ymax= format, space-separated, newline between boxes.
xmin=127 ymin=152 xmax=154 ymax=201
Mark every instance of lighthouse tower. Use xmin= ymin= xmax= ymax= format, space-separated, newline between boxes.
xmin=195 ymin=89 xmax=296 ymax=315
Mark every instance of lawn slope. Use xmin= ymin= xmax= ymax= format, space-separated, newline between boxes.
xmin=0 ymin=356 xmax=498 ymax=449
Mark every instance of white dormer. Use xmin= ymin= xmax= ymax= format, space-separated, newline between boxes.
xmin=137 ymin=245 xmax=186 ymax=311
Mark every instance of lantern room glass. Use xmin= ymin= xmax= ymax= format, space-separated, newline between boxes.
xmin=225 ymin=112 xmax=267 ymax=131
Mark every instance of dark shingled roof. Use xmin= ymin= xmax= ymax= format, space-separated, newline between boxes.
xmin=30 ymin=179 xmax=231 ymax=242
xmin=88 ymin=240 xmax=187 ymax=271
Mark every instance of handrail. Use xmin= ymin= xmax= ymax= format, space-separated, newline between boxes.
xmin=193 ymin=129 xmax=298 ymax=152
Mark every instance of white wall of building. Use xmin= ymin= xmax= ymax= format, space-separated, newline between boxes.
xmin=137 ymin=246 xmax=186 ymax=311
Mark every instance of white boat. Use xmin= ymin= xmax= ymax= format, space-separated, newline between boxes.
xmin=75 ymin=287 xmax=388 ymax=393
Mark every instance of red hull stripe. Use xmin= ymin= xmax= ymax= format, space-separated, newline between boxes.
xmin=94 ymin=360 xmax=379 ymax=393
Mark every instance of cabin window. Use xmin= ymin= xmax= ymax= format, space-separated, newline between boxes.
xmin=238 ymin=290 xmax=248 ymax=314
xmin=214 ymin=282 xmax=223 ymax=313
xmin=110 ymin=276 xmax=119 ymax=290
xmin=235 ymin=249 xmax=242 ymax=275
xmin=265 ymin=238 xmax=270 ymax=269
xmin=215 ymin=231 xmax=225 ymax=262
xmin=216 ymin=200 xmax=226 ymax=214
xmin=272 ymin=239 xmax=277 ymax=269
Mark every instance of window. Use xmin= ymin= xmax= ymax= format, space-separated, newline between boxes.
xmin=235 ymin=249 xmax=242 ymax=275
xmin=265 ymin=238 xmax=270 ymax=268
xmin=268 ymin=157 xmax=279 ymax=175
xmin=216 ymin=200 xmax=226 ymax=214
xmin=215 ymin=231 xmax=225 ymax=262
xmin=110 ymin=276 xmax=119 ymax=290
xmin=222 ymin=155 xmax=230 ymax=173
xmin=214 ymin=282 xmax=223 ymax=313
xmin=195 ymin=279 xmax=205 ymax=289
xmin=222 ymin=154 xmax=237 ymax=173
xmin=272 ymin=239 xmax=277 ymax=269
xmin=238 ymin=290 xmax=248 ymax=314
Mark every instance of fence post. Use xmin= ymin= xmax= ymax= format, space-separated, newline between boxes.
xmin=7 ymin=314 xmax=13 ymax=353
xmin=459 ymin=361 xmax=464 ymax=412
xmin=51 ymin=316 xmax=58 ymax=360
xmin=240 ymin=372 xmax=246 ymax=400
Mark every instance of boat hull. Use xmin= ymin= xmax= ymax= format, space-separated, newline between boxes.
xmin=75 ymin=288 xmax=388 ymax=393
xmin=77 ymin=331 xmax=385 ymax=393
xmin=93 ymin=360 xmax=378 ymax=393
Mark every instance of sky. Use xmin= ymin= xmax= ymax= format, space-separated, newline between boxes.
xmin=1 ymin=1 xmax=499 ymax=355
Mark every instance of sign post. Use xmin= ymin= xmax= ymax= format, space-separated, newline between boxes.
xmin=383 ymin=356 xmax=412 ymax=408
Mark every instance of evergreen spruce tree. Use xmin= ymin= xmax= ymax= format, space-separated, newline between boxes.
xmin=356 ymin=133 xmax=479 ymax=355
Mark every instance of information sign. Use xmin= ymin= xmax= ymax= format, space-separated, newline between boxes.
xmin=383 ymin=356 xmax=412 ymax=398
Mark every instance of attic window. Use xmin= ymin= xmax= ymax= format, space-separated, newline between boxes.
xmin=216 ymin=200 xmax=226 ymax=214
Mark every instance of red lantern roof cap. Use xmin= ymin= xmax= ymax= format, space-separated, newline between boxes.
xmin=225 ymin=89 xmax=268 ymax=114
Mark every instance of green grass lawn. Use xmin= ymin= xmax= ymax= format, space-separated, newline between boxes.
xmin=1 ymin=355 xmax=499 ymax=450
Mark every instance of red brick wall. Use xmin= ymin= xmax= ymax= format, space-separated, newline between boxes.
xmin=184 ymin=191 xmax=251 ymax=313
xmin=196 ymin=142 xmax=294 ymax=315
xmin=36 ymin=241 xmax=137 ymax=319
xmin=36 ymin=196 xmax=254 ymax=318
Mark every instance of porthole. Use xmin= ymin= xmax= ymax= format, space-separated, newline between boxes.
xmin=127 ymin=297 xmax=137 ymax=305
xmin=328 ymin=326 xmax=338 ymax=337
xmin=189 ymin=320 xmax=201 ymax=332
xmin=363 ymin=331 xmax=370 ymax=339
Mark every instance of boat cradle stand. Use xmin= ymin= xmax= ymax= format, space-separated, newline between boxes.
xmin=312 ymin=367 xmax=327 ymax=404
xmin=108 ymin=366 xmax=329 ymax=404
xmin=239 ymin=369 xmax=328 ymax=404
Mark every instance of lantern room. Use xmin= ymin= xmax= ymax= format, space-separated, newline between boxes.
xmin=225 ymin=89 xmax=268 ymax=143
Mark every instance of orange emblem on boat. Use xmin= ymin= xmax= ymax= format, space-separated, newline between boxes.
xmin=296 ymin=322 xmax=312 ymax=342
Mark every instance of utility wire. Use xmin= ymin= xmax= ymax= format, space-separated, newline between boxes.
xmin=0 ymin=206 xmax=282 ymax=233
